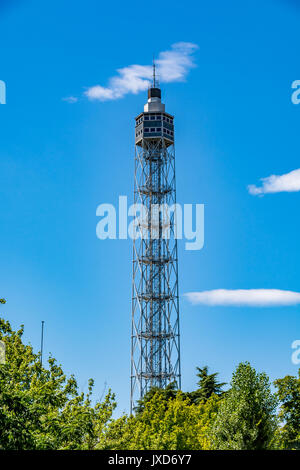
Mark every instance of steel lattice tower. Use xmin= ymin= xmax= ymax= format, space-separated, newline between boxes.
xmin=131 ymin=71 xmax=181 ymax=412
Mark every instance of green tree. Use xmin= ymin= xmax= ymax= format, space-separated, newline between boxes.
xmin=0 ymin=313 xmax=116 ymax=449
xmin=209 ymin=362 xmax=277 ymax=450
xmin=274 ymin=369 xmax=300 ymax=450
xmin=103 ymin=392 xmax=220 ymax=450
xmin=134 ymin=382 xmax=178 ymax=415
xmin=189 ymin=366 xmax=226 ymax=404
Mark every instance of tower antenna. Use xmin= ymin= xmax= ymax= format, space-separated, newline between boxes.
xmin=152 ymin=56 xmax=156 ymax=88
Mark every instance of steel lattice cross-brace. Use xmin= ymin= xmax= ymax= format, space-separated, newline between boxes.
xmin=131 ymin=81 xmax=181 ymax=413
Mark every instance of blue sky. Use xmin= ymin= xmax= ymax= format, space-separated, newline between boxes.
xmin=0 ymin=0 xmax=300 ymax=413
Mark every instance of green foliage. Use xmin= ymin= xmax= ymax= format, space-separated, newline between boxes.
xmin=0 ymin=316 xmax=116 ymax=449
xmin=1 ymin=300 xmax=299 ymax=451
xmin=102 ymin=392 xmax=220 ymax=450
xmin=189 ymin=366 xmax=226 ymax=404
xmin=209 ymin=362 xmax=278 ymax=450
xmin=134 ymin=382 xmax=178 ymax=415
xmin=274 ymin=369 xmax=300 ymax=450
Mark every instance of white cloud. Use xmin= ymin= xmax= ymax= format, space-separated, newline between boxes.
xmin=156 ymin=42 xmax=198 ymax=82
xmin=248 ymin=168 xmax=300 ymax=195
xmin=62 ymin=96 xmax=78 ymax=103
xmin=185 ymin=289 xmax=300 ymax=307
xmin=85 ymin=65 xmax=152 ymax=101
xmin=84 ymin=42 xmax=198 ymax=102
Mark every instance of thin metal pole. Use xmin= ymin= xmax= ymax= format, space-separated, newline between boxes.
xmin=40 ymin=321 xmax=45 ymax=366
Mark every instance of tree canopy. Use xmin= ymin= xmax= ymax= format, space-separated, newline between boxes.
xmin=189 ymin=366 xmax=226 ymax=404
xmin=209 ymin=362 xmax=278 ymax=450
xmin=275 ymin=370 xmax=300 ymax=450
xmin=0 ymin=315 xmax=116 ymax=449
xmin=0 ymin=303 xmax=299 ymax=450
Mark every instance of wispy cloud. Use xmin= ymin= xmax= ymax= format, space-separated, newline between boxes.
xmin=62 ymin=96 xmax=78 ymax=103
xmin=84 ymin=42 xmax=198 ymax=102
xmin=248 ymin=168 xmax=300 ymax=195
xmin=185 ymin=289 xmax=300 ymax=307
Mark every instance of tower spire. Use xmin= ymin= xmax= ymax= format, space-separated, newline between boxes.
xmin=146 ymin=56 xmax=162 ymax=108
xmin=152 ymin=57 xmax=156 ymax=88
